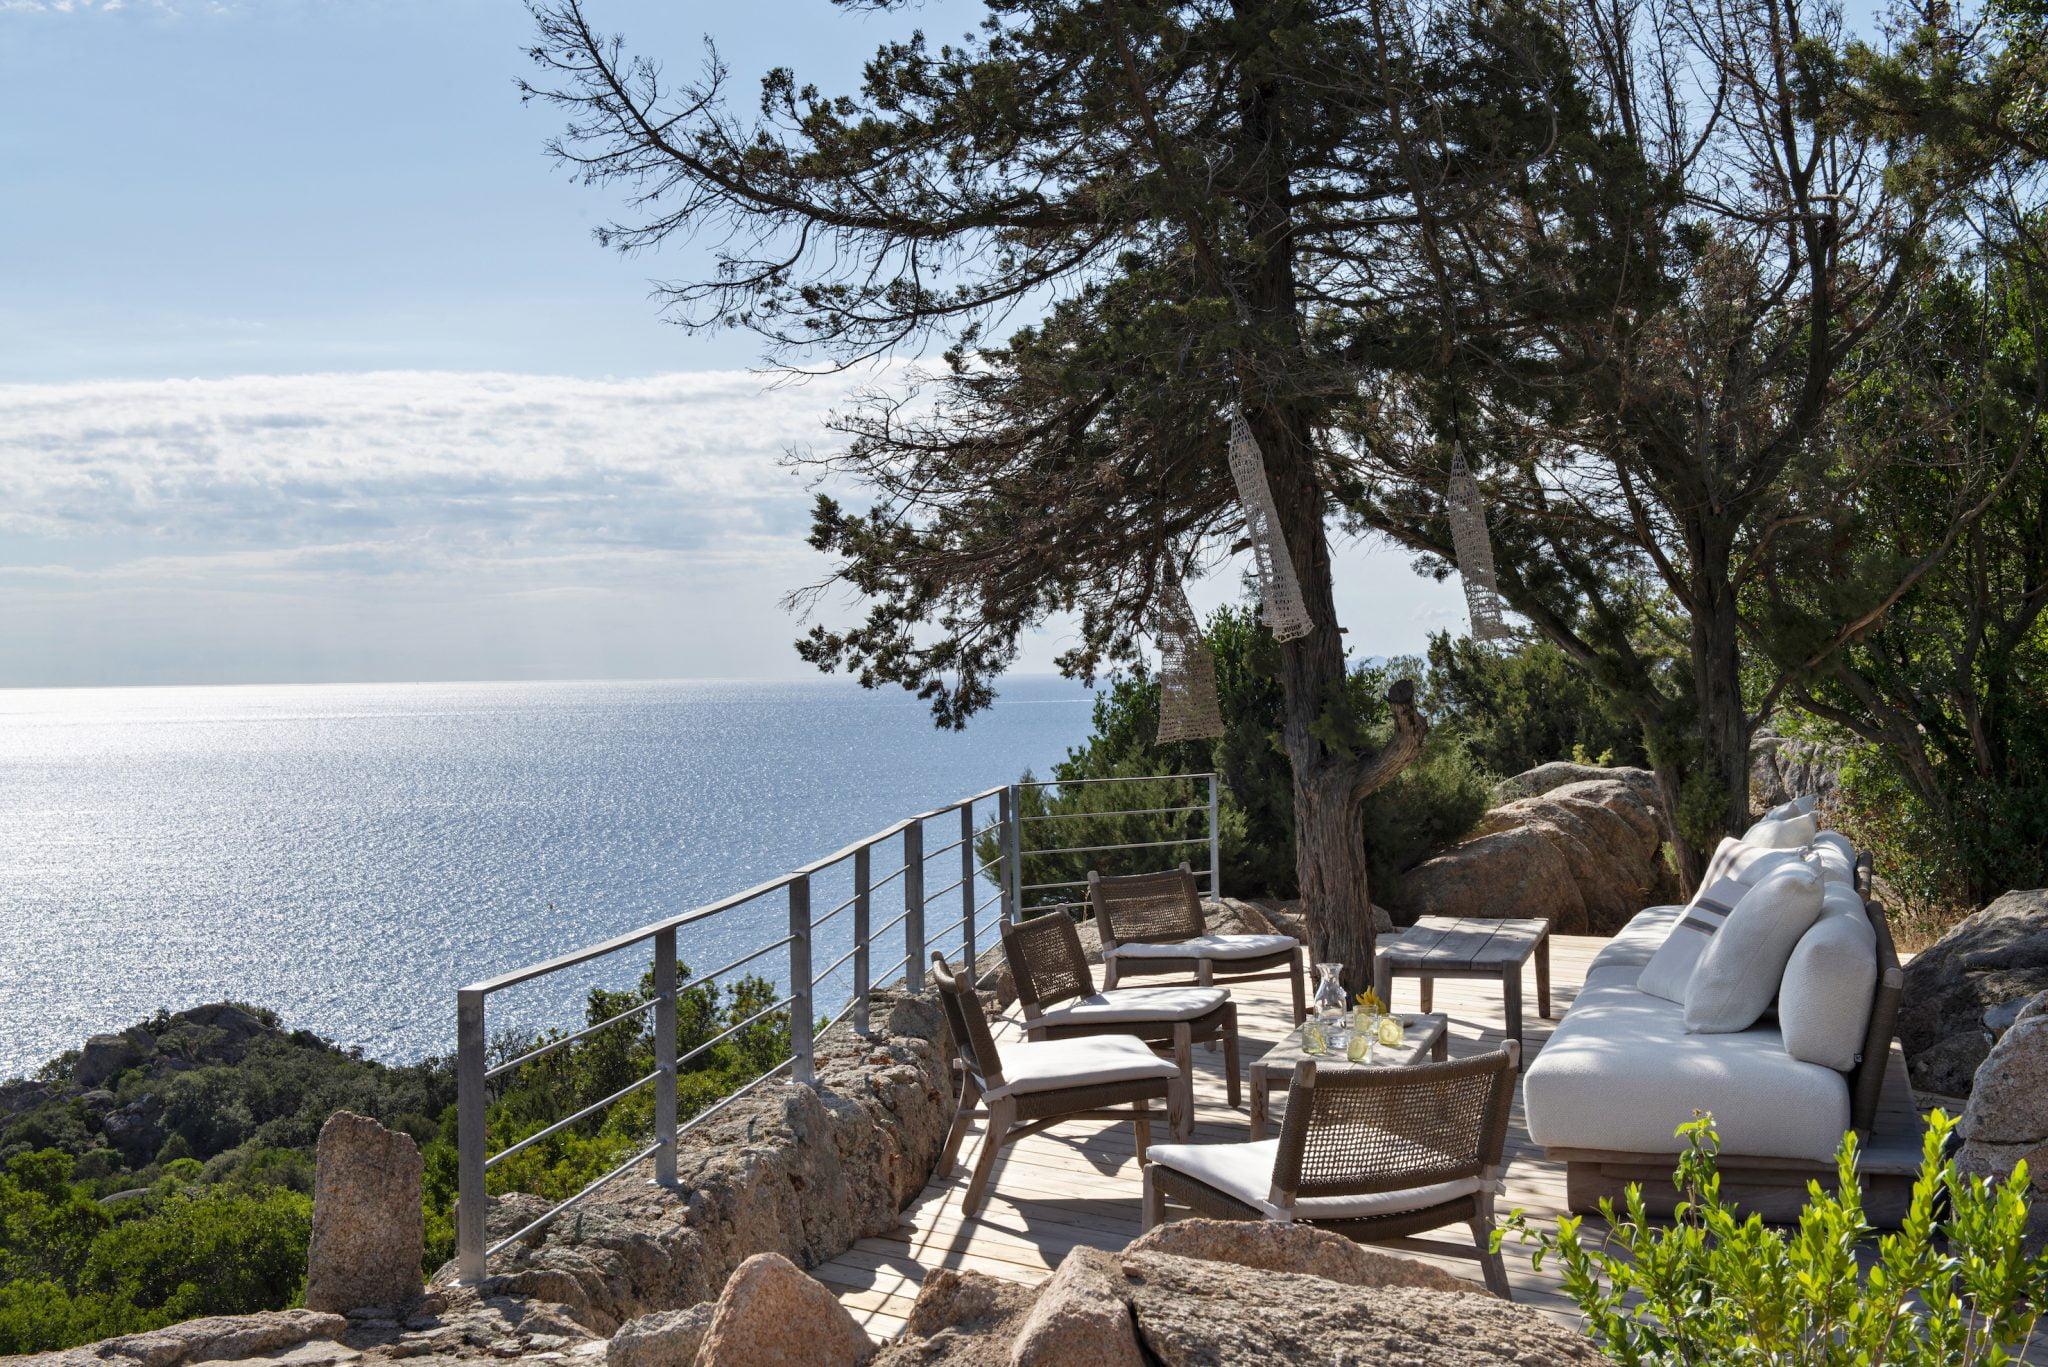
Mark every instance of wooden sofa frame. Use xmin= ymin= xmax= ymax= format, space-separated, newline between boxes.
xmin=1546 ymin=854 xmax=1916 ymax=1225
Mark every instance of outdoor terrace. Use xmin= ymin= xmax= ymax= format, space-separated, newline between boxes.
xmin=814 ymin=930 xmax=1926 ymax=1342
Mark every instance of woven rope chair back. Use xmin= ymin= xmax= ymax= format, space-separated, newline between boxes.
xmin=1001 ymin=914 xmax=1095 ymax=1015
xmin=1275 ymin=1050 xmax=1517 ymax=1198
xmin=1088 ymin=864 xmax=1205 ymax=950
xmin=929 ymin=952 xmax=1004 ymax=1090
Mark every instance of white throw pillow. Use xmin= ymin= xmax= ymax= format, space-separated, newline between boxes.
xmin=1779 ymin=892 xmax=1878 ymax=1070
xmin=1638 ymin=876 xmax=1750 ymax=1003
xmin=1805 ymin=840 xmax=1856 ymax=888
xmin=1695 ymin=838 xmax=1806 ymax=898
xmin=1684 ymin=863 xmax=1825 ymax=1033
xmin=1740 ymin=811 xmax=1820 ymax=849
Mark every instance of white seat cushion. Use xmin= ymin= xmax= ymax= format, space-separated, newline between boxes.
xmin=986 ymin=1035 xmax=1180 ymax=1098
xmin=1146 ymin=1139 xmax=1485 ymax=1220
xmin=1034 ymin=985 xmax=1228 ymax=1027
xmin=1523 ymin=981 xmax=1851 ymax=1162
xmin=1105 ymin=933 xmax=1297 ymax=961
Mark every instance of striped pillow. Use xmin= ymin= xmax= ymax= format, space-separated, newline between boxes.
xmin=1637 ymin=876 xmax=1750 ymax=1003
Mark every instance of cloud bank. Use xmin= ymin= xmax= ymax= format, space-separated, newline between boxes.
xmin=0 ymin=368 xmax=889 ymax=685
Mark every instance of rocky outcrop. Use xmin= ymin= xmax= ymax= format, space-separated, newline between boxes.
xmin=1390 ymin=770 xmax=1678 ymax=935
xmin=1900 ymin=890 xmax=2048 ymax=1098
xmin=1957 ymin=991 xmax=2048 ymax=1207
xmin=455 ymin=988 xmax=952 ymax=1333
xmin=695 ymin=1252 xmax=873 ymax=1366
xmin=1749 ymin=735 xmax=1846 ymax=816
xmin=307 ymin=1111 xmax=425 ymax=1313
xmin=974 ymin=899 xmax=1285 ymax=1009
xmin=881 ymin=1220 xmax=1596 ymax=1366
xmin=74 ymin=1026 xmax=157 ymax=1089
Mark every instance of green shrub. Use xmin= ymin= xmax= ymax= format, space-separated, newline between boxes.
xmin=1425 ymin=632 xmax=1647 ymax=777
xmin=1501 ymin=1112 xmax=2047 ymax=1363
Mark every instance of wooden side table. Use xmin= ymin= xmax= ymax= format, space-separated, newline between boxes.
xmin=1372 ymin=916 xmax=1551 ymax=1048
xmin=1246 ymin=1012 xmax=1448 ymax=1140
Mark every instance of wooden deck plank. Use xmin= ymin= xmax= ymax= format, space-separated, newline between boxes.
xmin=823 ymin=930 xmax=1941 ymax=1350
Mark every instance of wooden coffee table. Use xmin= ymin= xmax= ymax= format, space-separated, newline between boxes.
xmin=1372 ymin=916 xmax=1552 ymax=1049
xmin=1246 ymin=1012 xmax=1447 ymax=1140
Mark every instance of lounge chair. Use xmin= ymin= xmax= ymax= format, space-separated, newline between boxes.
xmin=1140 ymin=1044 xmax=1521 ymax=1298
xmin=1090 ymin=864 xmax=1307 ymax=1023
xmin=1002 ymin=911 xmax=1241 ymax=1113
xmin=930 ymin=952 xmax=1188 ymax=1216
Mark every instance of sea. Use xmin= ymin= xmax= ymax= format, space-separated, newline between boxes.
xmin=0 ymin=677 xmax=1098 ymax=1078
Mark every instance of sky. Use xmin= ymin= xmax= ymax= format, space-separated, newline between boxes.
xmin=0 ymin=0 xmax=1474 ymax=689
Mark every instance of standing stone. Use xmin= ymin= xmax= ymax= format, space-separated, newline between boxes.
xmin=610 ymin=1303 xmax=716 ymax=1367
xmin=306 ymin=1111 xmax=425 ymax=1314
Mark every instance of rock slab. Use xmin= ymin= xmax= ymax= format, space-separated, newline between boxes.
xmin=1899 ymin=890 xmax=2048 ymax=1098
xmin=1124 ymin=1217 xmax=1467 ymax=1292
xmin=695 ymin=1252 xmax=872 ymax=1366
xmin=306 ymin=1111 xmax=425 ymax=1314
xmin=1118 ymin=1248 xmax=1600 ymax=1365
xmin=609 ymin=1303 xmax=715 ymax=1367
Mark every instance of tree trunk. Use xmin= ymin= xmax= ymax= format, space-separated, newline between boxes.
xmin=1690 ymin=541 xmax=1754 ymax=843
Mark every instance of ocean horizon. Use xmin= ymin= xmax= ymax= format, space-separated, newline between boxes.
xmin=0 ymin=675 xmax=1099 ymax=1078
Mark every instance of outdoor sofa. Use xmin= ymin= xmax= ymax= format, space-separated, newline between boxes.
xmin=1522 ymin=801 xmax=1908 ymax=1222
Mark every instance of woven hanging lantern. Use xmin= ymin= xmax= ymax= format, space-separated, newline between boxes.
xmin=1154 ymin=574 xmax=1225 ymax=744
xmin=1226 ymin=412 xmax=1314 ymax=642
xmin=1447 ymin=450 xmax=1509 ymax=643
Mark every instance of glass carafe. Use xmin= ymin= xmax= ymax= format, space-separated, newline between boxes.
xmin=1312 ymin=962 xmax=1348 ymax=1021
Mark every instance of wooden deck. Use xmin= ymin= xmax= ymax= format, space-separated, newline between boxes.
xmin=815 ymin=932 xmax=1925 ymax=1343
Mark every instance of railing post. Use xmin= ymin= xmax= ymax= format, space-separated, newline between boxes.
xmin=960 ymin=801 xmax=977 ymax=967
xmin=652 ymin=925 xmax=678 ymax=1186
xmin=790 ymin=874 xmax=815 ymax=1086
xmin=455 ymin=987 xmax=487 ymax=1283
xmin=852 ymin=843 xmax=872 ymax=1036
xmin=1001 ymin=785 xmax=1022 ymax=923
xmin=1207 ymin=772 xmax=1222 ymax=901
xmin=904 ymin=821 xmax=926 ymax=990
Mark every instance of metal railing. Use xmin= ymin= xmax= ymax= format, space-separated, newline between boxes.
xmin=452 ymin=771 xmax=1220 ymax=1281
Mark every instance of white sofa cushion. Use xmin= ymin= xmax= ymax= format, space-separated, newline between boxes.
xmin=1685 ymin=864 xmax=1824 ymax=1033
xmin=1587 ymin=905 xmax=1682 ymax=976
xmin=1779 ymin=888 xmax=1878 ymax=1070
xmin=1145 ymin=1138 xmax=1485 ymax=1220
xmin=1740 ymin=811 xmax=1820 ymax=849
xmin=1033 ymin=985 xmax=1228 ymax=1027
xmin=1105 ymin=933 xmax=1296 ymax=961
xmin=987 ymin=1035 xmax=1180 ymax=1098
xmin=1522 ymin=980 xmax=1851 ymax=1162
xmin=1638 ymin=877 xmax=1749 ymax=1004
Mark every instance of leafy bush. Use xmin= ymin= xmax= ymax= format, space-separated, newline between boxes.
xmin=1425 ymin=632 xmax=1647 ymax=777
xmin=0 ymin=1150 xmax=311 ymax=1355
xmin=1501 ymin=1112 xmax=2047 ymax=1363
xmin=1002 ymin=605 xmax=1494 ymax=905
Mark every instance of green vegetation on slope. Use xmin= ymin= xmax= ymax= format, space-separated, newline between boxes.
xmin=0 ymin=973 xmax=794 ymax=1356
